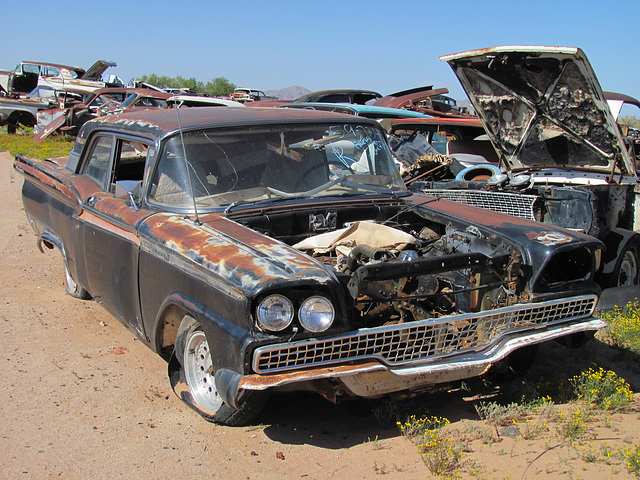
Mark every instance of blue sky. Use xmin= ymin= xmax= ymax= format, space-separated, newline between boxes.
xmin=2 ymin=0 xmax=638 ymax=102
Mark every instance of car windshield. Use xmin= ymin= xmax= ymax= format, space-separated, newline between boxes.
xmin=120 ymin=93 xmax=139 ymax=108
xmin=149 ymin=123 xmax=407 ymax=209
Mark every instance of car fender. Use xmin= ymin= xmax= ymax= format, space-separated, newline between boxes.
xmin=154 ymin=292 xmax=253 ymax=371
xmin=598 ymin=227 xmax=640 ymax=275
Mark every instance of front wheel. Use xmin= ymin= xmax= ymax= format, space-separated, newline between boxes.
xmin=174 ymin=316 xmax=269 ymax=426
xmin=615 ymin=244 xmax=640 ymax=287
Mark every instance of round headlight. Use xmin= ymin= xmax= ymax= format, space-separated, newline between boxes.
xmin=299 ymin=296 xmax=335 ymax=333
xmin=257 ymin=295 xmax=294 ymax=332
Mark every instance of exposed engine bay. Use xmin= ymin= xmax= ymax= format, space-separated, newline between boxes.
xmin=231 ymin=203 xmax=526 ymax=329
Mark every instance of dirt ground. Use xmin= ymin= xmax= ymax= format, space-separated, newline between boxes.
xmin=2 ymin=150 xmax=640 ymax=479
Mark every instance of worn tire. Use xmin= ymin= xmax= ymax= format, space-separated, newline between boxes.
xmin=63 ymin=260 xmax=91 ymax=300
xmin=175 ymin=316 xmax=269 ymax=426
xmin=612 ymin=243 xmax=640 ymax=287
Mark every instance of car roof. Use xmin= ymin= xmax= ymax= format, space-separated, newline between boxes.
xmin=78 ymin=106 xmax=378 ymax=141
xmin=293 ymin=89 xmax=381 ymax=103
xmin=23 ymin=61 xmax=84 ymax=72
xmin=283 ymin=102 xmax=430 ymax=119
xmin=390 ymin=117 xmax=483 ymax=128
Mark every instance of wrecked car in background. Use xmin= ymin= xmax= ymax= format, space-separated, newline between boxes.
xmin=166 ymin=95 xmax=245 ymax=108
xmin=32 ymin=87 xmax=151 ymax=140
xmin=0 ymin=86 xmax=82 ymax=133
xmin=33 ymin=89 xmax=246 ymax=140
xmin=230 ymin=87 xmax=277 ymax=103
xmin=292 ymin=89 xmax=382 ymax=105
xmin=409 ymin=46 xmax=640 ymax=288
xmin=281 ymin=102 xmax=430 ymax=127
xmin=0 ymin=60 xmax=122 ymax=97
xmin=387 ymin=117 xmax=494 ymax=183
xmin=606 ymin=91 xmax=640 ymax=167
xmin=375 ymin=85 xmax=472 ymax=117
xmin=15 ymin=106 xmax=605 ymax=425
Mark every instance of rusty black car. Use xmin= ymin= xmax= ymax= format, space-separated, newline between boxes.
xmin=15 ymin=106 xmax=605 ymax=425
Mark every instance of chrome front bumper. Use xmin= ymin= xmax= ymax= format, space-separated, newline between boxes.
xmin=241 ymin=295 xmax=603 ymax=394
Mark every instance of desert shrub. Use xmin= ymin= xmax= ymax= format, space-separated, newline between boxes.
xmin=0 ymin=129 xmax=74 ymax=159
xmin=599 ymin=301 xmax=640 ymax=354
xmin=570 ymin=367 xmax=634 ymax=410
xmin=398 ymin=415 xmax=465 ymax=476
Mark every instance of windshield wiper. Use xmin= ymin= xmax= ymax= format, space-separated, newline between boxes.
xmin=223 ymin=194 xmax=310 ymax=215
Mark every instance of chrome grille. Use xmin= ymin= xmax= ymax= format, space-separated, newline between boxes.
xmin=252 ymin=295 xmax=597 ymax=374
xmin=422 ymin=189 xmax=537 ymax=220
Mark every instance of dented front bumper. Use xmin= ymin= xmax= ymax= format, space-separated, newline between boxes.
xmin=239 ymin=294 xmax=603 ymax=396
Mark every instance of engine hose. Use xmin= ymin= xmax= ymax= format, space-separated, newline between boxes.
xmin=345 ymin=244 xmax=389 ymax=273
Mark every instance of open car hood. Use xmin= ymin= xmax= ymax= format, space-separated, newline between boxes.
xmin=441 ymin=46 xmax=634 ymax=176
xmin=82 ymin=60 xmax=117 ymax=81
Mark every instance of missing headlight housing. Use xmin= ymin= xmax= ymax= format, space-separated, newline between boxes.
xmin=536 ymin=247 xmax=593 ymax=289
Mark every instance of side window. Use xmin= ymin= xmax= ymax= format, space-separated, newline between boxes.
xmin=42 ymin=66 xmax=60 ymax=77
xmin=112 ymin=140 xmax=149 ymax=188
xmin=82 ymin=136 xmax=114 ymax=189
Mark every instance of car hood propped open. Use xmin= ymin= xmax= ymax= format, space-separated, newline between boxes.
xmin=441 ymin=46 xmax=634 ymax=176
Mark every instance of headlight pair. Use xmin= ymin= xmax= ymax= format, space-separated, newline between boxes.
xmin=256 ymin=294 xmax=335 ymax=333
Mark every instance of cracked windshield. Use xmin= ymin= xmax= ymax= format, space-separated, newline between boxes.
xmin=149 ymin=123 xmax=406 ymax=208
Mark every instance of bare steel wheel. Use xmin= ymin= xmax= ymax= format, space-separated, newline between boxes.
xmin=617 ymin=247 xmax=639 ymax=286
xmin=172 ymin=316 xmax=270 ymax=426
xmin=182 ymin=328 xmax=223 ymax=414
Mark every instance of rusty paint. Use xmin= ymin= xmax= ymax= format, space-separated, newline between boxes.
xmin=140 ymin=213 xmax=335 ymax=293
xmin=239 ymin=361 xmax=383 ymax=389
xmin=15 ymin=156 xmax=77 ymax=200
xmin=78 ymin=209 xmax=141 ymax=246
xmin=375 ymin=87 xmax=449 ymax=109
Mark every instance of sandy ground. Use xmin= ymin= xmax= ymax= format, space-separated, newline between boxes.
xmin=2 ymin=150 xmax=640 ymax=479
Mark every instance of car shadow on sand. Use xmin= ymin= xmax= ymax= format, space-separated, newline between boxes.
xmin=256 ymin=331 xmax=640 ymax=448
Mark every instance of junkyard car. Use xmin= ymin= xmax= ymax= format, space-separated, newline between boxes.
xmin=230 ymin=87 xmax=277 ymax=103
xmin=0 ymin=60 xmax=122 ymax=97
xmin=412 ymin=46 xmax=640 ymax=288
xmin=15 ymin=107 xmax=605 ymax=425
xmin=387 ymin=117 xmax=495 ymax=181
xmin=375 ymin=85 xmax=472 ymax=117
xmin=33 ymin=87 xmax=152 ymax=140
xmin=0 ymin=86 xmax=82 ymax=133
xmin=281 ymin=102 xmax=431 ymax=128
xmin=292 ymin=89 xmax=382 ymax=105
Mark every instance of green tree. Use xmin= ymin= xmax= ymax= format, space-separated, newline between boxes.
xmin=619 ymin=115 xmax=640 ymax=129
xmin=204 ymin=77 xmax=236 ymax=96
xmin=137 ymin=74 xmax=235 ymax=96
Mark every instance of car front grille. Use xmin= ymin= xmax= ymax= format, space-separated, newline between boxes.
xmin=252 ymin=295 xmax=597 ymax=374
xmin=422 ymin=189 xmax=537 ymax=220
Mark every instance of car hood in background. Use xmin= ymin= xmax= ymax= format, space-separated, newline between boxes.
xmin=82 ymin=60 xmax=117 ymax=81
xmin=441 ymin=46 xmax=634 ymax=176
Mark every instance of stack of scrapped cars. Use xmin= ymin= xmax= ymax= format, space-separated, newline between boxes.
xmin=0 ymin=60 xmax=121 ymax=133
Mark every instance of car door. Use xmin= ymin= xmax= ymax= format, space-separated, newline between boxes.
xmin=76 ymin=133 xmax=155 ymax=337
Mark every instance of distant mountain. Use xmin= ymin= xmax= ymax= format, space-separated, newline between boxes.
xmin=265 ymin=86 xmax=311 ymax=100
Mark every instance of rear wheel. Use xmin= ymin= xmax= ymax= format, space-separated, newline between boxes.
xmin=175 ymin=316 xmax=269 ymax=426
xmin=63 ymin=260 xmax=91 ymax=299
xmin=615 ymin=245 xmax=639 ymax=286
